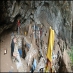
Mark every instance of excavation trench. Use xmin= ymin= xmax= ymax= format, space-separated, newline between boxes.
xmin=13 ymin=35 xmax=68 ymax=72
xmin=0 ymin=25 xmax=72 ymax=72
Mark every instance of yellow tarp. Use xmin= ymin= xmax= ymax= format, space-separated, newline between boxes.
xmin=45 ymin=27 xmax=55 ymax=72
xmin=46 ymin=27 xmax=55 ymax=62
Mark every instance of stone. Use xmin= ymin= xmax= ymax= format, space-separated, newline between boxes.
xmin=25 ymin=48 xmax=38 ymax=67
xmin=34 ymin=57 xmax=45 ymax=72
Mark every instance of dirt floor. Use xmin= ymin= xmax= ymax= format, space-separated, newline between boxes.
xmin=0 ymin=29 xmax=17 ymax=72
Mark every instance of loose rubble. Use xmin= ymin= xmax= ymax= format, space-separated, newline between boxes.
xmin=10 ymin=23 xmax=72 ymax=72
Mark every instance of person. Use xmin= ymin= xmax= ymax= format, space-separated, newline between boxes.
xmin=11 ymin=38 xmax=15 ymax=57
xmin=17 ymin=19 xmax=20 ymax=35
xmin=40 ymin=25 xmax=43 ymax=39
xmin=11 ymin=37 xmax=18 ymax=62
xmin=31 ymin=58 xmax=37 ymax=73
xmin=17 ymin=19 xmax=21 ymax=28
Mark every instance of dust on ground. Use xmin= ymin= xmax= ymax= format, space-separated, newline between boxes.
xmin=0 ymin=29 xmax=17 ymax=72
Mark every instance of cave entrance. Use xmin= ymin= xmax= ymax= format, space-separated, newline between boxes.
xmin=11 ymin=13 xmax=21 ymax=31
xmin=14 ymin=13 xmax=21 ymax=23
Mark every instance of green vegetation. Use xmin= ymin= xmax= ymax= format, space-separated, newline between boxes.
xmin=68 ymin=46 xmax=73 ymax=66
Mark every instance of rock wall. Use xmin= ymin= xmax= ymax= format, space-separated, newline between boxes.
xmin=0 ymin=1 xmax=72 ymax=44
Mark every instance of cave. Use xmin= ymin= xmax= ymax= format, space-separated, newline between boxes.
xmin=0 ymin=0 xmax=73 ymax=72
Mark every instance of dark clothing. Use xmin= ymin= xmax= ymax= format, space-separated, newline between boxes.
xmin=31 ymin=59 xmax=37 ymax=73
xmin=40 ymin=28 xmax=42 ymax=37
xmin=11 ymin=39 xmax=22 ymax=57
xmin=11 ymin=39 xmax=15 ymax=56
xmin=18 ymin=49 xmax=22 ymax=57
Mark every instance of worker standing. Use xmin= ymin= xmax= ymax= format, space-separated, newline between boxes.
xmin=17 ymin=19 xmax=20 ymax=35
xmin=40 ymin=25 xmax=43 ymax=39
xmin=31 ymin=58 xmax=37 ymax=73
xmin=11 ymin=37 xmax=19 ymax=62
